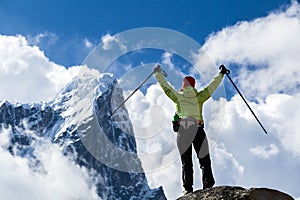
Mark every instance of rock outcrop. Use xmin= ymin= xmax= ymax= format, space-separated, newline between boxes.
xmin=177 ymin=186 xmax=294 ymax=200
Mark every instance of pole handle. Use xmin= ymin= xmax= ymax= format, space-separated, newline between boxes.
xmin=219 ymin=64 xmax=231 ymax=74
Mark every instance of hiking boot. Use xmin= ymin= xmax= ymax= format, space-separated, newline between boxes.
xmin=203 ymin=179 xmax=215 ymax=189
xmin=183 ymin=190 xmax=193 ymax=195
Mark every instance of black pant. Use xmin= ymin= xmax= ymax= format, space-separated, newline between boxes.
xmin=177 ymin=121 xmax=215 ymax=192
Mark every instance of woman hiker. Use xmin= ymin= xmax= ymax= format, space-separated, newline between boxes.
xmin=154 ymin=64 xmax=228 ymax=194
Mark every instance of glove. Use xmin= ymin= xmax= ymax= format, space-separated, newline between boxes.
xmin=154 ymin=64 xmax=168 ymax=77
xmin=219 ymin=65 xmax=230 ymax=75
xmin=154 ymin=64 xmax=161 ymax=73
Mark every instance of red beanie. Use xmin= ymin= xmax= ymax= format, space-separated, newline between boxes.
xmin=183 ymin=76 xmax=196 ymax=88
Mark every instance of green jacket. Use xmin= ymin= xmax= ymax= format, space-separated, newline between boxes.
xmin=155 ymin=72 xmax=223 ymax=124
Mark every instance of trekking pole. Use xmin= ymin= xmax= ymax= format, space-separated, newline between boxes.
xmin=107 ymin=65 xmax=167 ymax=120
xmin=220 ymin=65 xmax=268 ymax=134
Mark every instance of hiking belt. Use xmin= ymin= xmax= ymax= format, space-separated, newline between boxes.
xmin=180 ymin=117 xmax=204 ymax=129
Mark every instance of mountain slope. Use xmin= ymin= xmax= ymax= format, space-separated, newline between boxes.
xmin=0 ymin=66 xmax=166 ymax=200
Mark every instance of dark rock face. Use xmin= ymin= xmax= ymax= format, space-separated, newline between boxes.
xmin=0 ymin=70 xmax=166 ymax=200
xmin=177 ymin=186 xmax=294 ymax=200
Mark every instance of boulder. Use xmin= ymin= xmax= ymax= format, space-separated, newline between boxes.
xmin=177 ymin=186 xmax=294 ymax=200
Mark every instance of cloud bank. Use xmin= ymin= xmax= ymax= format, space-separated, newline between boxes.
xmin=198 ymin=1 xmax=300 ymax=198
xmin=201 ymin=1 xmax=300 ymax=100
xmin=0 ymin=34 xmax=80 ymax=103
xmin=198 ymin=1 xmax=300 ymax=157
xmin=0 ymin=34 xmax=99 ymax=199
xmin=0 ymin=127 xmax=99 ymax=200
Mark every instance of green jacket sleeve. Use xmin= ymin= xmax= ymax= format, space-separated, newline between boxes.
xmin=155 ymin=72 xmax=178 ymax=103
xmin=198 ymin=73 xmax=224 ymax=101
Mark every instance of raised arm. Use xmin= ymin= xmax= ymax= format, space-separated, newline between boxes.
xmin=198 ymin=66 xmax=227 ymax=101
xmin=154 ymin=66 xmax=179 ymax=103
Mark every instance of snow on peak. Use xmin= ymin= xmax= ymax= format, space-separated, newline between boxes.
xmin=0 ymin=65 xmax=167 ymax=199
xmin=50 ymin=67 xmax=117 ymax=139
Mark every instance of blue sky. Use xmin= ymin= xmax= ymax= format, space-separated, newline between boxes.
xmin=1 ymin=0 xmax=300 ymax=200
xmin=0 ymin=0 xmax=291 ymax=67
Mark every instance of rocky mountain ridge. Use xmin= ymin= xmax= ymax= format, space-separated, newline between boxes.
xmin=177 ymin=186 xmax=294 ymax=200
xmin=0 ymin=67 xmax=166 ymax=200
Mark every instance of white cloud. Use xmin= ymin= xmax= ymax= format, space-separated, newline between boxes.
xmin=101 ymin=34 xmax=127 ymax=52
xmin=124 ymin=84 xmax=177 ymax=168
xmin=101 ymin=34 xmax=116 ymax=50
xmin=0 ymin=127 xmax=99 ymax=200
xmin=203 ymin=92 xmax=300 ymax=197
xmin=26 ymin=32 xmax=58 ymax=46
xmin=217 ymin=91 xmax=300 ymax=158
xmin=199 ymin=1 xmax=300 ymax=155
xmin=250 ymin=144 xmax=279 ymax=159
xmin=264 ymin=92 xmax=300 ymax=156
xmin=146 ymin=160 xmax=182 ymax=200
xmin=83 ymin=38 xmax=94 ymax=49
xmin=200 ymin=1 xmax=300 ymax=99
xmin=162 ymin=52 xmax=175 ymax=69
xmin=0 ymin=34 xmax=80 ymax=103
xmin=124 ymin=83 xmax=181 ymax=199
xmin=212 ymin=143 xmax=245 ymax=184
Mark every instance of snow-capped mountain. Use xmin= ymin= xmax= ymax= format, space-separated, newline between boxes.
xmin=0 ymin=66 xmax=166 ymax=200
